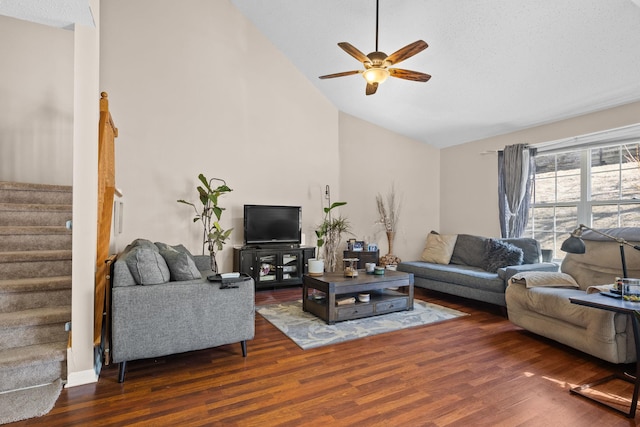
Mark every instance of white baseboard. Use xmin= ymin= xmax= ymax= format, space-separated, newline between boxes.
xmin=65 ymin=369 xmax=98 ymax=388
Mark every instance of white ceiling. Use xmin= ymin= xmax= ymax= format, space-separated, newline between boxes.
xmin=2 ymin=1 xmax=639 ymax=148
xmin=0 ymin=0 xmax=93 ymax=30
xmin=230 ymin=0 xmax=640 ymax=148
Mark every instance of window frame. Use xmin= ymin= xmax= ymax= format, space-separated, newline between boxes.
xmin=527 ymin=141 xmax=640 ymax=259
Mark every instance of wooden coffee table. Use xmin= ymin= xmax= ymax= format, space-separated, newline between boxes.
xmin=302 ymin=270 xmax=414 ymax=324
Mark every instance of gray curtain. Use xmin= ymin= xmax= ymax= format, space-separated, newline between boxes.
xmin=498 ymin=144 xmax=536 ymax=238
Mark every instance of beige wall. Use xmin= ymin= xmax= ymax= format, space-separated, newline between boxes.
xmin=99 ymin=0 xmax=441 ymax=270
xmin=67 ymin=0 xmax=101 ymax=386
xmin=100 ymin=0 xmax=339 ymax=272
xmin=440 ymin=101 xmax=640 ymax=237
xmin=339 ymin=113 xmax=440 ymax=261
xmin=0 ymin=15 xmax=74 ymax=185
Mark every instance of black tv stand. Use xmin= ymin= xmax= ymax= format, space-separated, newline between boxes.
xmin=233 ymin=245 xmax=315 ymax=289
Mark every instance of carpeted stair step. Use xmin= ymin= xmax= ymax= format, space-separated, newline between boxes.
xmin=0 ymin=276 xmax=72 ymax=293
xmin=0 ymin=226 xmax=72 ymax=251
xmin=0 ymin=379 xmax=63 ymax=425
xmin=0 ymin=250 xmax=72 ymax=280
xmin=0 ymin=343 xmax=67 ymax=393
xmin=0 ymin=306 xmax=71 ymax=351
xmin=0 ymin=276 xmax=72 ymax=313
xmin=0 ymin=181 xmax=72 ymax=205
xmin=0 ymin=202 xmax=72 ymax=227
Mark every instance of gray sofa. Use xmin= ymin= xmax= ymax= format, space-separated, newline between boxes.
xmin=111 ymin=239 xmax=255 ymax=382
xmin=397 ymin=233 xmax=558 ymax=307
xmin=506 ymin=227 xmax=640 ymax=364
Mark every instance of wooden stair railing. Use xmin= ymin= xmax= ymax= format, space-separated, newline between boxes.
xmin=94 ymin=92 xmax=118 ymax=346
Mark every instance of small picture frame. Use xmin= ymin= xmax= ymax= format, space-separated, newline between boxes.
xmin=347 ymin=238 xmax=356 ymax=251
xmin=367 ymin=243 xmax=378 ymax=252
xmin=352 ymin=241 xmax=364 ymax=252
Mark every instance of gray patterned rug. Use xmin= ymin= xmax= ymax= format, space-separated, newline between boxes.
xmin=256 ymin=299 xmax=468 ymax=350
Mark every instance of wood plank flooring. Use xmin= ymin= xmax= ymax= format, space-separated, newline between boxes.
xmin=11 ymin=287 xmax=639 ymax=426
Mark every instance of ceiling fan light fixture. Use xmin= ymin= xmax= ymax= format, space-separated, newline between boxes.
xmin=318 ymin=0 xmax=429 ymax=94
xmin=363 ymin=67 xmax=389 ymax=84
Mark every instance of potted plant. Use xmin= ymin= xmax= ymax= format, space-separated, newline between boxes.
xmin=307 ymin=256 xmax=325 ymax=277
xmin=314 ymin=201 xmax=350 ymax=273
xmin=177 ymin=174 xmax=233 ymax=273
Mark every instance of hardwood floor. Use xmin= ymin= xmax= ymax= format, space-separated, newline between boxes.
xmin=12 ymin=287 xmax=639 ymax=426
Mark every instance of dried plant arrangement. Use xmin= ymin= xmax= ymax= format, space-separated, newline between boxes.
xmin=376 ymin=184 xmax=401 ymax=233
xmin=376 ymin=184 xmax=402 ymax=264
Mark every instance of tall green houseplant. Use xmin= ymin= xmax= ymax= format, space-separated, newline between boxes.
xmin=177 ymin=174 xmax=233 ymax=273
xmin=315 ymin=201 xmax=350 ymax=273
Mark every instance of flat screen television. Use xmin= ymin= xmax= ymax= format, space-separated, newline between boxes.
xmin=243 ymin=205 xmax=302 ymax=245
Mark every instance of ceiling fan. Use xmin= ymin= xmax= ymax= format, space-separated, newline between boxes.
xmin=319 ymin=0 xmax=431 ymax=95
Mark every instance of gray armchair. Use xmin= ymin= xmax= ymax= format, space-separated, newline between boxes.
xmin=110 ymin=239 xmax=255 ymax=382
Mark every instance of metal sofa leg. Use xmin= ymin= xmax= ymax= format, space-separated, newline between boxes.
xmin=241 ymin=341 xmax=247 ymax=357
xmin=118 ymin=361 xmax=127 ymax=383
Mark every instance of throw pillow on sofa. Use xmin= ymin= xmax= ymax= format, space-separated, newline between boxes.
xmin=421 ymin=231 xmax=458 ymax=264
xmin=125 ymin=246 xmax=171 ymax=285
xmin=500 ymin=237 xmax=542 ymax=264
xmin=155 ymin=242 xmax=202 ymax=281
xmin=449 ymin=234 xmax=487 ymax=267
xmin=483 ymin=239 xmax=523 ymax=273
xmin=129 ymin=238 xmax=158 ymax=250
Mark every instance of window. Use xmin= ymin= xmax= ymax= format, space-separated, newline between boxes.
xmin=526 ymin=142 xmax=640 ymax=259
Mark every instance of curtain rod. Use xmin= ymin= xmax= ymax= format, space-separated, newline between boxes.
xmin=479 ymin=122 xmax=640 ymax=155
xmin=481 ymin=145 xmax=531 ymax=155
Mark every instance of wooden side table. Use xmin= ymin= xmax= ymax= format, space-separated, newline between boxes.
xmin=343 ymin=250 xmax=379 ymax=269
xmin=569 ymin=293 xmax=640 ymax=418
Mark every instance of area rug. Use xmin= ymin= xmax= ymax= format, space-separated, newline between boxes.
xmin=256 ymin=299 xmax=468 ymax=350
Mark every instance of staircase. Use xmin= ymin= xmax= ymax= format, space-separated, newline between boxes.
xmin=0 ymin=181 xmax=72 ymax=424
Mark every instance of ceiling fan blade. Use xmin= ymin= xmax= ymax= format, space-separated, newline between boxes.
xmin=365 ymin=82 xmax=378 ymax=96
xmin=338 ymin=42 xmax=372 ymax=65
xmin=386 ymin=40 xmax=428 ymax=65
xmin=319 ymin=70 xmax=361 ymax=79
xmin=389 ymin=68 xmax=431 ymax=82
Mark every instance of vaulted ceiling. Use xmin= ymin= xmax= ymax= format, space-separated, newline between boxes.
xmin=230 ymin=0 xmax=640 ymax=148
xmin=3 ymin=0 xmax=640 ymax=148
